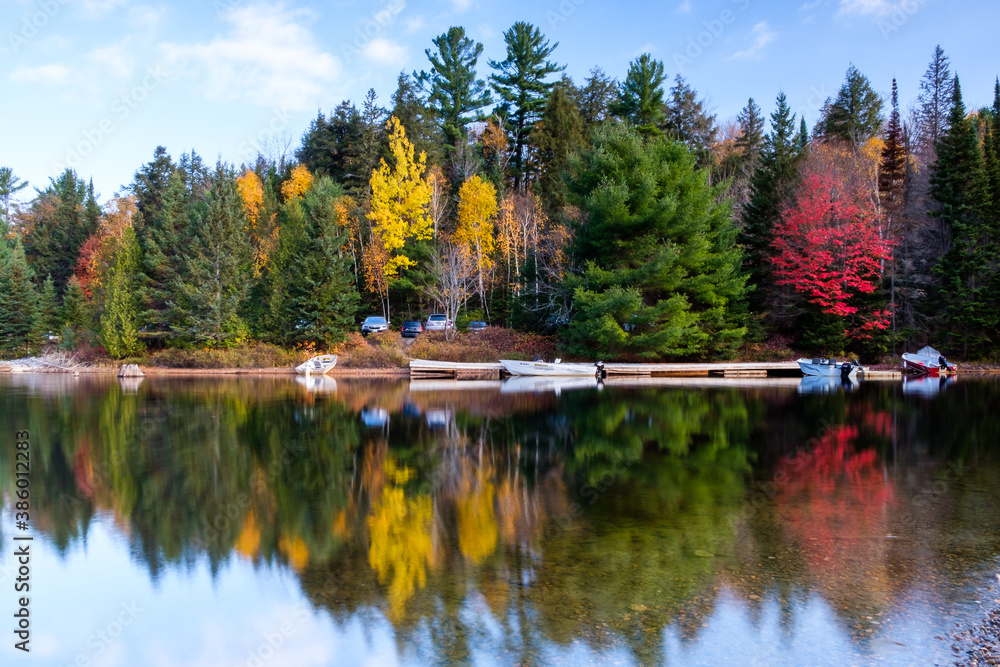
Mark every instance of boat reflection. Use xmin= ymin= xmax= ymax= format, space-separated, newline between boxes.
xmin=294 ymin=374 xmax=338 ymax=394
xmin=902 ymin=374 xmax=956 ymax=397
xmin=500 ymin=374 xmax=600 ymax=395
xmin=797 ymin=374 xmax=859 ymax=394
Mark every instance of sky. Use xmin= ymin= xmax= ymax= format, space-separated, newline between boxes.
xmin=1 ymin=0 xmax=997 ymax=202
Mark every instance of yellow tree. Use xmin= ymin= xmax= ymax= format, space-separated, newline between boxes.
xmin=236 ymin=170 xmax=279 ymax=276
xmin=281 ymin=164 xmax=313 ymax=201
xmin=455 ymin=175 xmax=498 ymax=315
xmin=367 ymin=116 xmax=432 ymax=308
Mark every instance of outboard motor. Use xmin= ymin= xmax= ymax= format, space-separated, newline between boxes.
xmin=594 ymin=361 xmax=606 ymax=379
xmin=939 ymin=355 xmax=953 ymax=372
xmin=840 ymin=361 xmax=853 ymax=382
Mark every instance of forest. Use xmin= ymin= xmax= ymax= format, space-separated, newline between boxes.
xmin=1 ymin=26 xmax=998 ymax=361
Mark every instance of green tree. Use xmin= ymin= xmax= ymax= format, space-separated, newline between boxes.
xmin=822 ymin=64 xmax=884 ymax=144
xmin=171 ymin=165 xmax=253 ymax=347
xmin=610 ymin=54 xmax=666 ymax=131
xmin=929 ymin=77 xmax=995 ymax=356
xmin=283 ymin=178 xmax=360 ymax=347
xmin=391 ymin=72 xmax=443 ymax=167
xmin=915 ymin=45 xmax=955 ymax=154
xmin=576 ymin=67 xmax=617 ymax=129
xmin=488 ymin=22 xmax=565 ymax=190
xmin=738 ymin=92 xmax=803 ymax=319
xmin=0 ymin=167 xmax=29 ymax=234
xmin=296 ymin=101 xmax=363 ymax=183
xmin=532 ymin=82 xmax=586 ymax=211
xmin=415 ymin=26 xmax=492 ymax=146
xmin=663 ymin=75 xmax=717 ymax=163
xmin=100 ymin=227 xmax=144 ymax=358
xmin=0 ymin=239 xmax=38 ymax=354
xmin=61 ymin=275 xmax=88 ymax=333
xmin=562 ymin=124 xmax=747 ymax=359
xmin=33 ymin=274 xmax=59 ymax=342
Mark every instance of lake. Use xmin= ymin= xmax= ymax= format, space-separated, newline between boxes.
xmin=1 ymin=373 xmax=998 ymax=666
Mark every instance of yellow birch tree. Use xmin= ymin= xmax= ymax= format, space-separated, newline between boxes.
xmin=455 ymin=175 xmax=498 ymax=314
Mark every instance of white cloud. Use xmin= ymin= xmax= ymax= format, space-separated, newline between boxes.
xmin=127 ymin=5 xmax=166 ymax=30
xmin=451 ymin=0 xmax=474 ymax=12
xmin=405 ymin=16 xmax=426 ymax=32
xmin=728 ymin=21 xmax=776 ymax=60
xmin=159 ymin=3 xmax=340 ymax=110
xmin=362 ymin=38 xmax=406 ymax=66
xmin=9 ymin=63 xmax=72 ymax=84
xmin=677 ymin=0 xmax=692 ymax=13
xmin=81 ymin=0 xmax=129 ymax=16
xmin=87 ymin=44 xmax=134 ymax=79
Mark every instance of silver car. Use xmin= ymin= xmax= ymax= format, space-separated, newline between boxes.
xmin=361 ymin=315 xmax=389 ymax=336
xmin=424 ymin=314 xmax=453 ymax=331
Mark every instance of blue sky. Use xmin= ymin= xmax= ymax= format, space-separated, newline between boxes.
xmin=1 ymin=0 xmax=996 ymax=201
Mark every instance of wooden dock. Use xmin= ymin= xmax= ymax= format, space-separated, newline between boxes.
xmin=410 ymin=359 xmax=804 ymax=379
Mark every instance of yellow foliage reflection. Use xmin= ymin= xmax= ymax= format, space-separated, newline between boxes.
xmin=456 ymin=470 xmax=498 ymax=564
xmin=367 ymin=457 xmax=434 ymax=620
xmin=278 ymin=536 xmax=310 ymax=572
xmin=235 ymin=510 xmax=261 ymax=561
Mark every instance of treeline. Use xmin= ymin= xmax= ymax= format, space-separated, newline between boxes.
xmin=0 ymin=29 xmax=998 ymax=360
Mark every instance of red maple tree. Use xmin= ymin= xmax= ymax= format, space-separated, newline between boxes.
xmin=771 ymin=169 xmax=893 ymax=338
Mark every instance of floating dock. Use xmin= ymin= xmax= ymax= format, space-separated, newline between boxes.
xmin=411 ymin=359 xmax=807 ymax=379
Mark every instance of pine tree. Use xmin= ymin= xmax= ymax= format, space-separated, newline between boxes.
xmin=296 ymin=102 xmax=363 ymax=183
xmin=171 ymin=165 xmax=253 ymax=347
xmin=563 ymin=123 xmax=747 ymax=359
xmin=140 ymin=171 xmax=188 ymax=332
xmin=0 ymin=239 xmax=38 ymax=354
xmin=532 ymin=83 xmax=586 ymax=212
xmin=414 ymin=26 xmax=492 ymax=146
xmin=391 ymin=72 xmax=442 ymax=166
xmin=0 ymin=167 xmax=29 ymax=233
xmin=488 ymin=22 xmax=565 ymax=190
xmin=577 ymin=67 xmax=617 ymax=129
xmin=929 ymin=77 xmax=995 ymax=355
xmin=663 ymin=75 xmax=717 ymax=161
xmin=347 ymin=89 xmax=389 ymax=195
xmin=33 ymin=274 xmax=58 ymax=343
xmin=735 ymin=98 xmax=765 ymax=157
xmin=130 ymin=146 xmax=176 ymax=242
xmin=609 ymin=54 xmax=666 ymax=131
xmin=739 ymin=92 xmax=803 ymax=317
xmin=99 ymin=227 xmax=143 ymax=358
xmin=880 ymin=79 xmax=908 ymax=343
xmin=822 ymin=64 xmax=884 ymax=144
xmin=61 ymin=275 xmax=88 ymax=333
xmin=916 ymin=45 xmax=955 ymax=155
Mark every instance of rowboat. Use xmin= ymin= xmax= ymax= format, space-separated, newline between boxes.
xmin=295 ymin=354 xmax=338 ymax=375
xmin=902 ymin=346 xmax=956 ymax=376
xmin=796 ymin=358 xmax=862 ymax=377
xmin=500 ymin=358 xmax=603 ymax=377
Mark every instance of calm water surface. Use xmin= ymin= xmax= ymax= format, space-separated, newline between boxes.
xmin=1 ymin=373 xmax=998 ymax=666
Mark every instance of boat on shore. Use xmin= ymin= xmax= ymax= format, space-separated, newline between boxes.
xmin=295 ymin=355 xmax=338 ymax=375
xmin=796 ymin=358 xmax=862 ymax=377
xmin=500 ymin=358 xmax=604 ymax=377
xmin=902 ymin=346 xmax=956 ymax=376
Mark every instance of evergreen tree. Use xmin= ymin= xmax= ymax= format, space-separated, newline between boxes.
xmin=797 ymin=118 xmax=809 ymax=153
xmin=130 ymin=146 xmax=176 ymax=241
xmin=532 ymin=82 xmax=586 ymax=211
xmin=577 ymin=67 xmax=617 ymax=129
xmin=414 ymin=26 xmax=492 ymax=146
xmin=99 ymin=227 xmax=143 ymax=358
xmin=347 ymin=89 xmax=389 ymax=195
xmin=916 ymin=45 xmax=955 ymax=154
xmin=929 ymin=77 xmax=995 ymax=355
xmin=0 ymin=239 xmax=37 ymax=354
xmin=562 ymin=123 xmax=747 ymax=359
xmin=822 ymin=64 xmax=884 ymax=144
xmin=662 ymin=75 xmax=717 ymax=162
xmin=0 ymin=167 xmax=29 ymax=233
xmin=33 ymin=274 xmax=58 ymax=342
xmin=296 ymin=102 xmax=363 ymax=183
xmin=140 ymin=171 xmax=188 ymax=331
xmin=609 ymin=54 xmax=666 ymax=131
xmin=391 ymin=72 xmax=442 ymax=166
xmin=734 ymin=98 xmax=765 ymax=158
xmin=61 ymin=275 xmax=88 ymax=333
xmin=488 ymin=22 xmax=565 ymax=190
xmin=171 ymin=165 xmax=253 ymax=347
xmin=879 ymin=79 xmax=907 ymax=209
xmin=738 ymin=92 xmax=803 ymax=318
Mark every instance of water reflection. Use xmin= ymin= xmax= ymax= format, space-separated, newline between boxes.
xmin=1 ymin=374 xmax=999 ymax=665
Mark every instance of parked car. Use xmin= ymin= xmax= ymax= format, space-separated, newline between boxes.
xmin=468 ymin=321 xmax=488 ymax=333
xmin=401 ymin=320 xmax=423 ymax=337
xmin=361 ymin=315 xmax=389 ymax=336
xmin=424 ymin=313 xmax=454 ymax=332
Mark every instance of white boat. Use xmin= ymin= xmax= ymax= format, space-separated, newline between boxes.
xmin=501 ymin=375 xmax=600 ymax=395
xmin=500 ymin=358 xmax=603 ymax=377
xmin=796 ymin=358 xmax=862 ymax=377
xmin=295 ymin=354 xmax=338 ymax=375
xmin=902 ymin=345 xmax=956 ymax=377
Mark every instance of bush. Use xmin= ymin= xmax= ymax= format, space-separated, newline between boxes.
xmin=339 ymin=331 xmax=408 ymax=368
xmin=407 ymin=328 xmax=559 ymax=362
xmin=146 ymin=343 xmax=307 ymax=369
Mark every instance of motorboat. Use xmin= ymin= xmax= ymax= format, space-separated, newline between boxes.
xmin=902 ymin=346 xmax=956 ymax=376
xmin=295 ymin=354 xmax=338 ymax=375
xmin=500 ymin=358 xmax=604 ymax=377
xmin=796 ymin=358 xmax=862 ymax=377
